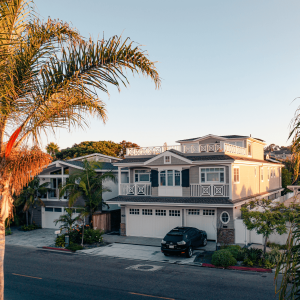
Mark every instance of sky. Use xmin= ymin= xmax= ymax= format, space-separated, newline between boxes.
xmin=35 ymin=0 xmax=300 ymax=150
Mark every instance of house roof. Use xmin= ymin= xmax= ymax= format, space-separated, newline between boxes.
xmin=106 ymin=195 xmax=233 ymax=205
xmin=61 ymin=160 xmax=118 ymax=170
xmin=68 ymin=153 xmax=122 ymax=161
xmin=176 ymin=134 xmax=265 ymax=143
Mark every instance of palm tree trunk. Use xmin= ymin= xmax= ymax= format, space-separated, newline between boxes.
xmin=0 ymin=220 xmax=5 ymax=300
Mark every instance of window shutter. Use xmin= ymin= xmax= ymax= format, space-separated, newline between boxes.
xmin=182 ymin=169 xmax=190 ymax=187
xmin=151 ymin=170 xmax=158 ymax=187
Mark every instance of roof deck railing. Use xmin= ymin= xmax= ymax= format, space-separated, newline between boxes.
xmin=126 ymin=142 xmax=247 ymax=156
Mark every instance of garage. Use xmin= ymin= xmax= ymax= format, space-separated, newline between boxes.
xmin=185 ymin=209 xmax=217 ymax=240
xmin=42 ymin=207 xmax=81 ymax=229
xmin=126 ymin=206 xmax=182 ymax=238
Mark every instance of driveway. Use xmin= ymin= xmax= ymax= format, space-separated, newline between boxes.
xmin=77 ymin=243 xmax=213 ymax=264
xmin=5 ymin=228 xmax=56 ymax=248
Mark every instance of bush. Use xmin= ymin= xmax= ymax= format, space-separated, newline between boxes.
xmin=212 ymin=250 xmax=237 ymax=268
xmin=263 ymin=248 xmax=281 ymax=265
xmin=5 ymin=229 xmax=11 ymax=236
xmin=55 ymin=235 xmax=65 ymax=247
xmin=21 ymin=224 xmax=41 ymax=231
xmin=224 ymin=245 xmax=241 ymax=260
xmin=243 ymin=258 xmax=254 ymax=267
xmin=266 ymin=241 xmax=287 ymax=250
xmin=246 ymin=248 xmax=262 ymax=262
xmin=66 ymin=243 xmax=83 ymax=252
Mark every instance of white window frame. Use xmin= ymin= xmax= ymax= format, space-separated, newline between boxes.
xmin=200 ymin=168 xmax=225 ymax=184
xmin=188 ymin=209 xmax=200 ymax=215
xmin=203 ymin=209 xmax=215 ymax=216
xmin=220 ymin=211 xmax=230 ymax=224
xmin=164 ymin=155 xmax=171 ymax=164
xmin=129 ymin=208 xmax=140 ymax=215
xmin=233 ymin=167 xmax=240 ymax=184
xmin=155 ymin=209 xmax=166 ymax=216
xmin=142 ymin=209 xmax=153 ymax=216
xmin=159 ymin=170 xmax=181 ymax=187
xmin=134 ymin=169 xmax=151 ymax=183
xmin=169 ymin=210 xmax=180 ymax=217
xmin=261 ymin=167 xmax=264 ymax=182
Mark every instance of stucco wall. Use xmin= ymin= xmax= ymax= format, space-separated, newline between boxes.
xmin=217 ymin=207 xmax=234 ymax=229
xmin=251 ymin=142 xmax=264 ymax=160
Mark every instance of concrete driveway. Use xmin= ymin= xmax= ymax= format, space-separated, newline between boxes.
xmin=5 ymin=228 xmax=56 ymax=248
xmin=77 ymin=242 xmax=216 ymax=264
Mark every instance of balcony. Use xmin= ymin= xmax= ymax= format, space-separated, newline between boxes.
xmin=190 ymin=184 xmax=229 ymax=197
xmin=126 ymin=142 xmax=247 ymax=156
xmin=120 ymin=183 xmax=152 ymax=196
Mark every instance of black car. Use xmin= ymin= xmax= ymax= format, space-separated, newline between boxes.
xmin=161 ymin=227 xmax=207 ymax=258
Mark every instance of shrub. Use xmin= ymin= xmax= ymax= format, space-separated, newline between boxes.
xmin=225 ymin=245 xmax=241 ymax=259
xmin=264 ymin=260 xmax=275 ymax=269
xmin=246 ymin=248 xmax=262 ymax=262
xmin=55 ymin=235 xmax=65 ymax=247
xmin=67 ymin=243 xmax=83 ymax=252
xmin=243 ymin=258 xmax=254 ymax=267
xmin=263 ymin=248 xmax=281 ymax=265
xmin=211 ymin=250 xmax=237 ymax=268
xmin=5 ymin=229 xmax=11 ymax=236
xmin=266 ymin=241 xmax=287 ymax=250
xmin=21 ymin=224 xmax=41 ymax=231
xmin=236 ymin=249 xmax=246 ymax=261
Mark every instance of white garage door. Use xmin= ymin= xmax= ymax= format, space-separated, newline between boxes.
xmin=43 ymin=207 xmax=80 ymax=229
xmin=186 ymin=209 xmax=217 ymax=240
xmin=126 ymin=207 xmax=182 ymax=238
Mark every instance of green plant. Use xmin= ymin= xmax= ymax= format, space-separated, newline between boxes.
xmin=264 ymin=260 xmax=275 ymax=269
xmin=246 ymin=248 xmax=263 ymax=262
xmin=258 ymin=259 xmax=263 ymax=267
xmin=21 ymin=224 xmax=41 ymax=231
xmin=243 ymin=258 xmax=254 ymax=267
xmin=5 ymin=229 xmax=11 ymax=236
xmin=54 ymin=208 xmax=82 ymax=234
xmin=267 ymin=241 xmax=287 ymax=250
xmin=264 ymin=248 xmax=281 ymax=265
xmin=55 ymin=235 xmax=65 ymax=247
xmin=224 ymin=245 xmax=241 ymax=260
xmin=211 ymin=250 xmax=237 ymax=268
xmin=66 ymin=243 xmax=84 ymax=252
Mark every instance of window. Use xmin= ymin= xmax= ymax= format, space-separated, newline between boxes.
xmin=142 ymin=209 xmax=152 ymax=215
xmin=203 ymin=209 xmax=215 ymax=216
xmin=160 ymin=170 xmax=181 ymax=186
xmin=200 ymin=168 xmax=225 ymax=183
xmin=129 ymin=208 xmax=139 ymax=215
xmin=155 ymin=209 xmax=166 ymax=216
xmin=54 ymin=208 xmax=62 ymax=212
xmin=220 ymin=211 xmax=230 ymax=224
xmin=228 ymin=141 xmax=244 ymax=147
xmin=169 ymin=210 xmax=180 ymax=217
xmin=233 ymin=168 xmax=239 ymax=183
xmin=45 ymin=207 xmax=53 ymax=212
xmin=135 ymin=170 xmax=151 ymax=182
xmin=261 ymin=167 xmax=264 ymax=182
xmin=248 ymin=143 xmax=252 ymax=155
xmin=164 ymin=156 xmax=171 ymax=164
xmin=188 ymin=209 xmax=200 ymax=215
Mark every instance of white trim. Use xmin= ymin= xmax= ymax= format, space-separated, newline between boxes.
xmin=144 ymin=150 xmax=192 ymax=165
xmin=68 ymin=153 xmax=122 ymax=161
xmin=220 ymin=211 xmax=230 ymax=224
xmin=164 ymin=155 xmax=171 ymax=164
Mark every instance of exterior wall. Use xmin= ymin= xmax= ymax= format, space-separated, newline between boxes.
xmin=32 ymin=207 xmax=42 ymax=226
xmin=120 ymin=206 xmax=126 ymax=236
xmin=198 ymin=138 xmax=221 ymax=144
xmin=171 ymin=156 xmax=188 ymax=165
xmin=217 ymin=207 xmax=234 ymax=229
xmin=251 ymin=142 xmax=264 ymax=160
xmin=231 ymin=163 xmax=281 ymax=201
xmin=147 ymin=156 xmax=164 ymax=166
xmin=190 ymin=166 xmax=199 ymax=184
xmin=182 ymin=187 xmax=190 ymax=197
xmin=152 ymin=187 xmax=158 ymax=196
xmin=147 ymin=155 xmax=188 ymax=166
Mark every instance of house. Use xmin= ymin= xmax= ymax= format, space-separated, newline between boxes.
xmin=107 ymin=134 xmax=284 ymax=243
xmin=33 ymin=153 xmax=128 ymax=229
xmin=264 ymin=149 xmax=292 ymax=161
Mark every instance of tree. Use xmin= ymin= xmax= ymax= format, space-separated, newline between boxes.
xmin=0 ymin=1 xmax=160 ymax=298
xmin=54 ymin=140 xmax=140 ymax=160
xmin=54 ymin=208 xmax=81 ymax=235
xmin=60 ymin=160 xmax=116 ymax=224
xmin=241 ymin=199 xmax=289 ymax=253
xmin=17 ymin=177 xmax=49 ymax=225
xmin=46 ymin=142 xmax=60 ymax=156
xmin=282 ymin=167 xmax=292 ymax=195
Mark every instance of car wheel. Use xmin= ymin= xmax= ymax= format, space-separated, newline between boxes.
xmin=186 ymin=246 xmax=193 ymax=258
xmin=202 ymin=238 xmax=207 ymax=246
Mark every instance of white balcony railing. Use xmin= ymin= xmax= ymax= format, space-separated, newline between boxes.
xmin=120 ymin=183 xmax=151 ymax=196
xmin=190 ymin=184 xmax=229 ymax=197
xmin=126 ymin=142 xmax=247 ymax=156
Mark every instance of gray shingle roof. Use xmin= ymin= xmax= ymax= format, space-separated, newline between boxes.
xmin=187 ymin=155 xmax=234 ymax=161
xmin=107 ymin=195 xmax=233 ymax=205
xmin=115 ymin=157 xmax=154 ymax=164
xmin=63 ymin=160 xmax=118 ymax=170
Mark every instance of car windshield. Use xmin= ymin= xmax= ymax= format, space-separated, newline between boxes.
xmin=164 ymin=234 xmax=184 ymax=242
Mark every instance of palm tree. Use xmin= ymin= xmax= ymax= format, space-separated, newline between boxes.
xmin=59 ymin=160 xmax=116 ymax=224
xmin=0 ymin=1 xmax=160 ymax=298
xmin=46 ymin=142 xmax=60 ymax=156
xmin=54 ymin=208 xmax=81 ymax=235
xmin=18 ymin=177 xmax=49 ymax=226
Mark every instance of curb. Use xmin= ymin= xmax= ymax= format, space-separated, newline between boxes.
xmin=42 ymin=246 xmax=72 ymax=252
xmin=201 ymin=263 xmax=272 ymax=273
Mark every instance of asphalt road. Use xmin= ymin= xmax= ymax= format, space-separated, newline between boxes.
xmin=4 ymin=245 xmax=279 ymax=300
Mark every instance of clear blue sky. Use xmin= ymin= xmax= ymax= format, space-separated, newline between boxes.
xmin=35 ymin=0 xmax=300 ymax=149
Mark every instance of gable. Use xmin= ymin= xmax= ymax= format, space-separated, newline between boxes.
xmin=145 ymin=152 xmax=191 ymax=166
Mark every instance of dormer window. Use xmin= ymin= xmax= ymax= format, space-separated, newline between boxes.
xmin=164 ymin=156 xmax=171 ymax=164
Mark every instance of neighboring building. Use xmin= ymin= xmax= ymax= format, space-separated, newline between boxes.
xmin=265 ymin=149 xmax=292 ymax=161
xmin=107 ymin=134 xmax=284 ymax=244
xmin=33 ymin=153 xmax=128 ymax=229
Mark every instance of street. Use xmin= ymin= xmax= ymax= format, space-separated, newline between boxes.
xmin=4 ymin=245 xmax=279 ymax=300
